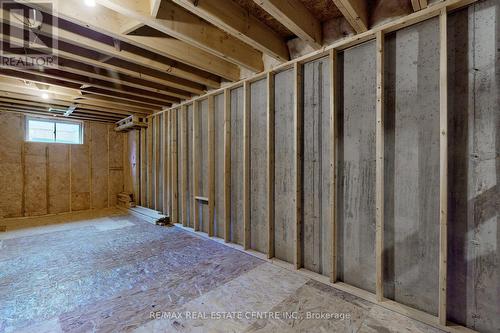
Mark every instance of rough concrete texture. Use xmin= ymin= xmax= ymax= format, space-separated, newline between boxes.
xmin=447 ymin=1 xmax=499 ymax=332
xmin=302 ymin=56 xmax=332 ymax=277
xmin=214 ymin=94 xmax=225 ymax=238
xmin=198 ymin=99 xmax=209 ymax=233
xmin=383 ymin=18 xmax=441 ymax=315
xmin=186 ymin=104 xmax=193 ymax=228
xmin=231 ymin=87 xmax=244 ymax=245
xmin=337 ymin=41 xmax=377 ymax=293
xmin=250 ymin=79 xmax=269 ymax=253
xmin=274 ymin=69 xmax=296 ymax=264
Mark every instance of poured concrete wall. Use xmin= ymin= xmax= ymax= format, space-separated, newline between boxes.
xmin=383 ymin=17 xmax=441 ymax=315
xmin=337 ymin=41 xmax=377 ymax=293
xmin=274 ymin=69 xmax=296 ymax=263
xmin=302 ymin=57 xmax=332 ymax=277
xmin=250 ymin=79 xmax=269 ymax=253
xmin=214 ymin=94 xmax=225 ymax=238
xmin=0 ymin=113 xmax=125 ymax=219
xmin=447 ymin=1 xmax=499 ymax=332
xmin=230 ymin=87 xmax=244 ymax=245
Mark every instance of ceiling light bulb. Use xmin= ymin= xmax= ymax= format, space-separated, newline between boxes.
xmin=41 ymin=92 xmax=49 ymax=100
xmin=84 ymin=0 xmax=96 ymax=7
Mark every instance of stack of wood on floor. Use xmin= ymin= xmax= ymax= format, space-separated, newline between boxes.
xmin=117 ymin=192 xmax=136 ymax=208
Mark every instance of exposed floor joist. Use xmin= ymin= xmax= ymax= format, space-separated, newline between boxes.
xmin=95 ymin=0 xmax=264 ymax=72
xmin=170 ymin=0 xmax=290 ymax=62
xmin=253 ymin=0 xmax=322 ymax=50
xmin=331 ymin=0 xmax=369 ymax=33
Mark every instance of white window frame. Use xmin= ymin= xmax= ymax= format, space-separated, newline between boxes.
xmin=25 ymin=116 xmax=84 ymax=144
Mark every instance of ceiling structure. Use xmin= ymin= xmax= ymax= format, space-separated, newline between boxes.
xmin=0 ymin=0 xmax=419 ymax=122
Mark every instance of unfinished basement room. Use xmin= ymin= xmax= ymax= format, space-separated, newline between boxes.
xmin=0 ymin=0 xmax=498 ymax=332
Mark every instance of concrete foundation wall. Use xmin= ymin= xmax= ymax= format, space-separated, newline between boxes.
xmin=302 ymin=57 xmax=332 ymax=277
xmin=383 ymin=17 xmax=441 ymax=315
xmin=447 ymin=1 xmax=499 ymax=331
xmin=230 ymin=87 xmax=244 ymax=245
xmin=337 ymin=41 xmax=377 ymax=293
xmin=274 ymin=69 xmax=296 ymax=263
xmin=250 ymin=79 xmax=269 ymax=253
xmin=0 ymin=113 xmax=125 ymax=219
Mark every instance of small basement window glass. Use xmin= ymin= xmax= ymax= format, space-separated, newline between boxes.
xmin=27 ymin=118 xmax=83 ymax=144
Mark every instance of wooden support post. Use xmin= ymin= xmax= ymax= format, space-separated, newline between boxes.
xmin=208 ymin=96 xmax=216 ymax=237
xmin=294 ymin=62 xmax=303 ymax=270
xmin=438 ymin=8 xmax=448 ymax=327
xmin=147 ymin=117 xmax=153 ymax=208
xmin=223 ymin=89 xmax=232 ymax=242
xmin=140 ymin=128 xmax=147 ymax=206
xmin=89 ymin=124 xmax=93 ymax=210
xmin=375 ymin=31 xmax=385 ymax=301
xmin=267 ymin=72 xmax=275 ymax=259
xmin=180 ymin=105 xmax=188 ymax=226
xmin=155 ymin=116 xmax=161 ymax=211
xmin=172 ymin=109 xmax=179 ymax=223
xmin=163 ymin=112 xmax=169 ymax=215
xmin=243 ymin=81 xmax=251 ymax=249
xmin=167 ymin=111 xmax=172 ymax=215
xmin=329 ymin=49 xmax=338 ymax=282
xmin=192 ymin=102 xmax=200 ymax=231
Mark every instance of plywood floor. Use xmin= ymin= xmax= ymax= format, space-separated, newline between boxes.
xmin=0 ymin=209 xmax=444 ymax=333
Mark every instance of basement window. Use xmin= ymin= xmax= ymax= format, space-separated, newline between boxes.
xmin=26 ymin=118 xmax=83 ymax=144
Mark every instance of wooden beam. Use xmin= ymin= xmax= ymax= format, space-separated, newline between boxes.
xmin=419 ymin=0 xmax=429 ymax=9
xmin=267 ymin=72 xmax=275 ymax=259
xmin=243 ymin=81 xmax=251 ymax=250
xmin=0 ymin=9 xmax=219 ymax=90
xmin=329 ymin=49 xmax=338 ymax=283
xmin=150 ymin=0 xmax=162 ymax=16
xmin=171 ymin=0 xmax=289 ymax=62
xmin=28 ymin=0 xmax=239 ymax=82
xmin=155 ymin=116 xmax=161 ymax=211
xmin=294 ymin=62 xmax=303 ymax=269
xmin=162 ymin=112 xmax=168 ymax=215
xmin=140 ymin=128 xmax=147 ymax=206
xmin=147 ymin=118 xmax=153 ymax=208
xmin=96 ymin=0 xmax=264 ymax=72
xmin=253 ymin=0 xmax=322 ymax=49
xmin=192 ymin=101 xmax=200 ymax=231
xmin=438 ymin=8 xmax=448 ymax=327
xmin=180 ymin=105 xmax=188 ymax=226
xmin=375 ymin=31 xmax=384 ymax=301
xmin=411 ymin=0 xmax=421 ymax=11
xmin=172 ymin=109 xmax=179 ymax=224
xmin=223 ymin=89 xmax=232 ymax=243
xmin=207 ymin=96 xmax=216 ymax=237
xmin=330 ymin=0 xmax=369 ymax=33
xmin=166 ymin=111 xmax=171 ymax=215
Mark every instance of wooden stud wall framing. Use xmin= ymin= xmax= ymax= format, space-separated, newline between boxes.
xmin=140 ymin=129 xmax=147 ymax=206
xmin=192 ymin=101 xmax=200 ymax=231
xmin=223 ymin=89 xmax=232 ymax=242
xmin=147 ymin=118 xmax=153 ymax=208
xmin=294 ymin=62 xmax=303 ymax=270
xmin=329 ymin=49 xmax=338 ymax=283
xmin=172 ymin=109 xmax=179 ymax=224
xmin=438 ymin=8 xmax=448 ymax=327
xmin=375 ymin=30 xmax=385 ymax=302
xmin=139 ymin=1 xmax=481 ymax=331
xmin=207 ymin=97 xmax=215 ymax=236
xmin=243 ymin=81 xmax=251 ymax=250
xmin=180 ymin=105 xmax=188 ymax=226
xmin=163 ymin=112 xmax=169 ymax=215
xmin=267 ymin=73 xmax=275 ymax=259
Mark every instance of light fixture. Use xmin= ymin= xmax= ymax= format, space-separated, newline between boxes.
xmin=84 ymin=0 xmax=96 ymax=7
xmin=41 ymin=92 xmax=49 ymax=100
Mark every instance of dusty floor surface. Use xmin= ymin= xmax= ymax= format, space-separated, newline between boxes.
xmin=0 ymin=209 xmax=444 ymax=333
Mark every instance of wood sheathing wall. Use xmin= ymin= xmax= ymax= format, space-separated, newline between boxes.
xmin=0 ymin=113 xmax=127 ymax=218
xmin=136 ymin=1 xmax=498 ymax=332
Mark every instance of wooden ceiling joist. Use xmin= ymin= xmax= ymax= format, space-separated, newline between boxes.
xmin=411 ymin=0 xmax=429 ymax=11
xmin=170 ymin=0 xmax=289 ymax=62
xmin=0 ymin=11 xmax=216 ymax=92
xmin=331 ymin=0 xmax=369 ymax=33
xmin=96 ymin=0 xmax=264 ymax=72
xmin=253 ymin=0 xmax=322 ymax=50
xmin=76 ymin=94 xmax=159 ymax=112
xmin=0 ymin=108 xmax=121 ymax=122
xmin=29 ymin=0 xmax=240 ymax=82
